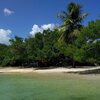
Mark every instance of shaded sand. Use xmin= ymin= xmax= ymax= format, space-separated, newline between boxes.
xmin=0 ymin=66 xmax=100 ymax=73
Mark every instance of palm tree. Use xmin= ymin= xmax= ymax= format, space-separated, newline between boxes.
xmin=58 ymin=2 xmax=88 ymax=44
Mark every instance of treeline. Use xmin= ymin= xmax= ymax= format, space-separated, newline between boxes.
xmin=0 ymin=2 xmax=100 ymax=68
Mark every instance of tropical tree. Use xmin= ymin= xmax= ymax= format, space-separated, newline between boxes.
xmin=25 ymin=29 xmax=60 ymax=67
xmin=58 ymin=2 xmax=88 ymax=44
xmin=9 ymin=36 xmax=27 ymax=66
xmin=57 ymin=2 xmax=88 ymax=67
xmin=0 ymin=44 xmax=8 ymax=66
xmin=75 ymin=20 xmax=100 ymax=65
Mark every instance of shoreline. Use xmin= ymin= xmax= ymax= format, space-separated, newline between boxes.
xmin=0 ymin=66 xmax=100 ymax=73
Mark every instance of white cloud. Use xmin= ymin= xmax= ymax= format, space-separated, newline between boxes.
xmin=30 ymin=24 xmax=42 ymax=36
xmin=3 ymin=8 xmax=14 ymax=16
xmin=30 ymin=24 xmax=56 ymax=36
xmin=41 ymin=24 xmax=55 ymax=30
xmin=0 ymin=29 xmax=12 ymax=45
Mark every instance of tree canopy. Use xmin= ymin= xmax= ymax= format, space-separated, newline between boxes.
xmin=58 ymin=2 xmax=88 ymax=44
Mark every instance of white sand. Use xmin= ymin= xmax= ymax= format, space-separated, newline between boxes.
xmin=0 ymin=67 xmax=35 ymax=73
xmin=0 ymin=66 xmax=100 ymax=73
xmin=36 ymin=66 xmax=100 ymax=73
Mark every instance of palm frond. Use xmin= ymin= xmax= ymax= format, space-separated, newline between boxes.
xmin=57 ymin=2 xmax=88 ymax=44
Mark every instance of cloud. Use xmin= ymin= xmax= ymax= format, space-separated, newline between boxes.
xmin=30 ymin=25 xmax=42 ymax=36
xmin=41 ymin=24 xmax=55 ymax=30
xmin=3 ymin=8 xmax=14 ymax=16
xmin=30 ymin=24 xmax=56 ymax=36
xmin=0 ymin=29 xmax=12 ymax=45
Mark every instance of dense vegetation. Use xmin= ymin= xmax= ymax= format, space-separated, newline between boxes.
xmin=0 ymin=2 xmax=100 ymax=68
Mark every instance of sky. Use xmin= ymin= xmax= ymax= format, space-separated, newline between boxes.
xmin=0 ymin=0 xmax=100 ymax=44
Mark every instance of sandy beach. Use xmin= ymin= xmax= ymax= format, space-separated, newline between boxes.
xmin=0 ymin=66 xmax=100 ymax=73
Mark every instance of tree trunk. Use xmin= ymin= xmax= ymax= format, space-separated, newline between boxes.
xmin=72 ymin=60 xmax=75 ymax=68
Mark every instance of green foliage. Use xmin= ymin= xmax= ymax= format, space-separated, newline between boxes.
xmin=76 ymin=20 xmax=100 ymax=47
xmin=10 ymin=36 xmax=27 ymax=60
xmin=0 ymin=44 xmax=8 ymax=66
xmin=0 ymin=20 xmax=100 ymax=67
xmin=26 ymin=29 xmax=59 ymax=62
xmin=75 ymin=20 xmax=100 ymax=64
xmin=58 ymin=2 xmax=88 ymax=44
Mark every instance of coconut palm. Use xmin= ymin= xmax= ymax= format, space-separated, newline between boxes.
xmin=58 ymin=2 xmax=88 ymax=44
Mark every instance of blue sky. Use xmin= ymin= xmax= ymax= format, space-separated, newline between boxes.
xmin=0 ymin=0 xmax=100 ymax=44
